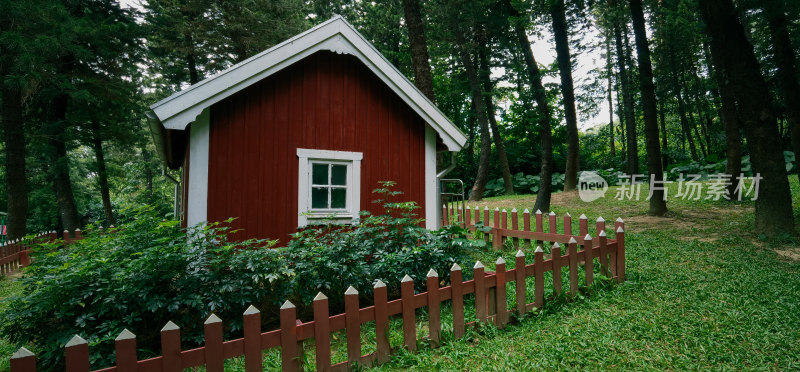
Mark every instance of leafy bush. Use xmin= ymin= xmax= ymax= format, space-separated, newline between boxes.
xmin=1 ymin=184 xmax=477 ymax=370
xmin=483 ymin=172 xmax=566 ymax=197
xmin=286 ymin=182 xmax=476 ymax=308
xmin=0 ymin=207 xmax=285 ymax=370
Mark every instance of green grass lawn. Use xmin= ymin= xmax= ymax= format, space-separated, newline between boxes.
xmin=3 ymin=179 xmax=800 ymax=371
xmin=369 ymin=180 xmax=800 ymax=370
xmin=0 ymin=275 xmax=24 ymax=372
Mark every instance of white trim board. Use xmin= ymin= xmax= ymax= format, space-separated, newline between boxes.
xmin=186 ymin=108 xmax=210 ymax=227
xmin=149 ymin=16 xmax=467 ymax=151
xmin=424 ymin=127 xmax=439 ymax=230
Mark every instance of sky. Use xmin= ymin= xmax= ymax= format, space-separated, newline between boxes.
xmin=121 ymin=0 xmax=610 ymax=133
xmin=506 ymin=23 xmax=609 ymax=132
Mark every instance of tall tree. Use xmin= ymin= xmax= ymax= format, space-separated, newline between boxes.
xmin=550 ymin=0 xmax=580 ymax=191
xmin=91 ymin=121 xmax=116 ymax=226
xmin=611 ymin=1 xmax=639 ymax=175
xmin=630 ymin=0 xmax=667 ymax=215
xmin=668 ymin=46 xmax=700 ymax=161
xmin=763 ymin=0 xmax=800 ymax=182
xmin=606 ymin=35 xmax=616 ymax=157
xmin=479 ymin=42 xmax=514 ymax=195
xmin=504 ymin=0 xmax=554 ymax=212
xmin=401 ymin=0 xmax=436 ymax=102
xmin=449 ymin=6 xmax=492 ymax=201
xmin=2 ymin=83 xmax=27 ymax=240
xmin=45 ymin=93 xmax=81 ymax=233
xmin=708 ymin=43 xmax=742 ymax=200
xmin=699 ymin=0 xmax=795 ymax=237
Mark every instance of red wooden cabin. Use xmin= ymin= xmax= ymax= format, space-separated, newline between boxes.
xmin=147 ymin=17 xmax=466 ymax=243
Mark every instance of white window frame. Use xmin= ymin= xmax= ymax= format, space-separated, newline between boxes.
xmin=297 ymin=148 xmax=362 ymax=226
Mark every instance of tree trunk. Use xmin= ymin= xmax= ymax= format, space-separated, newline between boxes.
xmin=709 ymin=42 xmax=743 ymax=200
xmin=2 ymin=85 xmax=28 ymax=240
xmin=691 ymin=70 xmax=714 ymax=151
xmin=699 ymin=0 xmax=795 ymax=237
xmin=186 ymin=33 xmax=200 ymax=85
xmin=450 ymin=12 xmax=492 ymax=201
xmin=91 ymin=122 xmax=115 ymax=226
xmin=615 ymin=21 xmax=638 ymax=174
xmin=681 ymin=68 xmax=708 ymax=158
xmin=617 ymin=76 xmax=626 ymax=156
xmin=659 ymin=99 xmax=669 ymax=169
xmin=630 ymin=0 xmax=667 ymax=215
xmin=550 ymin=0 xmax=579 ymax=191
xmin=669 ymin=47 xmax=699 ymax=161
xmin=479 ymin=45 xmax=514 ymax=195
xmin=763 ymin=0 xmax=800 ymax=183
xmin=505 ymin=0 xmax=554 ymax=212
xmin=401 ymin=0 xmax=436 ymax=103
xmin=607 ymin=36 xmax=616 ymax=157
xmin=47 ymin=94 xmax=81 ymax=233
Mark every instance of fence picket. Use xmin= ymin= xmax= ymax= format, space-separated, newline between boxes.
xmin=474 ymin=262 xmax=487 ymax=323
xmin=568 ymin=238 xmax=578 ymax=295
xmin=160 ymin=322 xmax=181 ymax=372
xmin=584 ymin=234 xmax=594 ymax=287
xmin=599 ymin=231 xmax=609 ymax=278
xmin=401 ymin=275 xmax=417 ymax=352
xmin=579 ymin=214 xmax=588 ymax=237
xmin=515 ymin=250 xmax=526 ymax=316
xmin=495 ymin=257 xmax=507 ymax=328
xmin=616 ymin=226 xmax=626 ymax=282
xmin=280 ymin=301 xmax=299 ymax=371
xmin=523 ymin=209 xmax=531 ymax=250
xmin=534 ymin=246 xmax=544 ymax=308
xmin=511 ymin=209 xmax=519 ymax=249
xmin=345 ymin=286 xmax=361 ymax=366
xmin=552 ymin=243 xmax=563 ymax=296
xmin=563 ymin=213 xmax=572 ymax=236
xmin=114 ymin=329 xmax=137 ymax=372
xmin=596 ymin=216 xmax=606 ymax=236
xmin=535 ymin=210 xmax=543 ymax=247
xmin=450 ymin=264 xmax=465 ymax=339
xmin=204 ymin=314 xmax=224 ymax=372
xmin=426 ymin=269 xmax=441 ymax=348
xmin=11 ymin=348 xmax=36 ymax=372
xmin=373 ymin=281 xmax=390 ymax=364
xmin=65 ymin=335 xmax=89 ymax=372
xmin=313 ymin=292 xmax=331 ymax=370
xmin=243 ymin=305 xmax=262 ymax=372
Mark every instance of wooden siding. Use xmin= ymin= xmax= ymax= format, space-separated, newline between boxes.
xmin=206 ymin=51 xmax=427 ymax=243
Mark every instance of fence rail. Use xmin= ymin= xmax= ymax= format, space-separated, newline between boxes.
xmin=9 ymin=211 xmax=626 ymax=372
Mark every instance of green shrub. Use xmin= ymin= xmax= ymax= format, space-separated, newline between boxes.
xmin=0 ymin=207 xmax=286 ymax=370
xmin=1 ymin=184 xmax=477 ymax=370
xmin=286 ymin=181 xmax=477 ymax=308
xmin=483 ymin=172 xmax=566 ymax=197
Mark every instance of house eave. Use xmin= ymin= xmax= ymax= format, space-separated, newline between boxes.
xmin=148 ymin=16 xmax=467 ymax=152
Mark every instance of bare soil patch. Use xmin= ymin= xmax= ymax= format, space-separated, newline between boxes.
xmin=776 ymin=248 xmax=800 ymax=261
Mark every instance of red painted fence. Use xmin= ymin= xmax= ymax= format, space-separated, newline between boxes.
xmin=0 ymin=228 xmax=94 ymax=277
xmin=9 ymin=211 xmax=626 ymax=371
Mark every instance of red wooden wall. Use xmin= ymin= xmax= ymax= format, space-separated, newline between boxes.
xmin=206 ymin=51 xmax=427 ymax=243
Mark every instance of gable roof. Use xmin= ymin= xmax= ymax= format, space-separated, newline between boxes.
xmin=148 ymin=16 xmax=467 ymax=151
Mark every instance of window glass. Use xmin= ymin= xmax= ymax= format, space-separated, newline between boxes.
xmin=331 ymin=164 xmax=347 ymax=185
xmin=331 ymin=188 xmax=347 ymax=209
xmin=312 ymin=163 xmax=328 ymax=185
xmin=311 ymin=187 xmax=328 ymax=209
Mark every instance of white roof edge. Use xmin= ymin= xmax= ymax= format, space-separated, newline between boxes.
xmin=149 ymin=16 xmax=467 ymax=151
